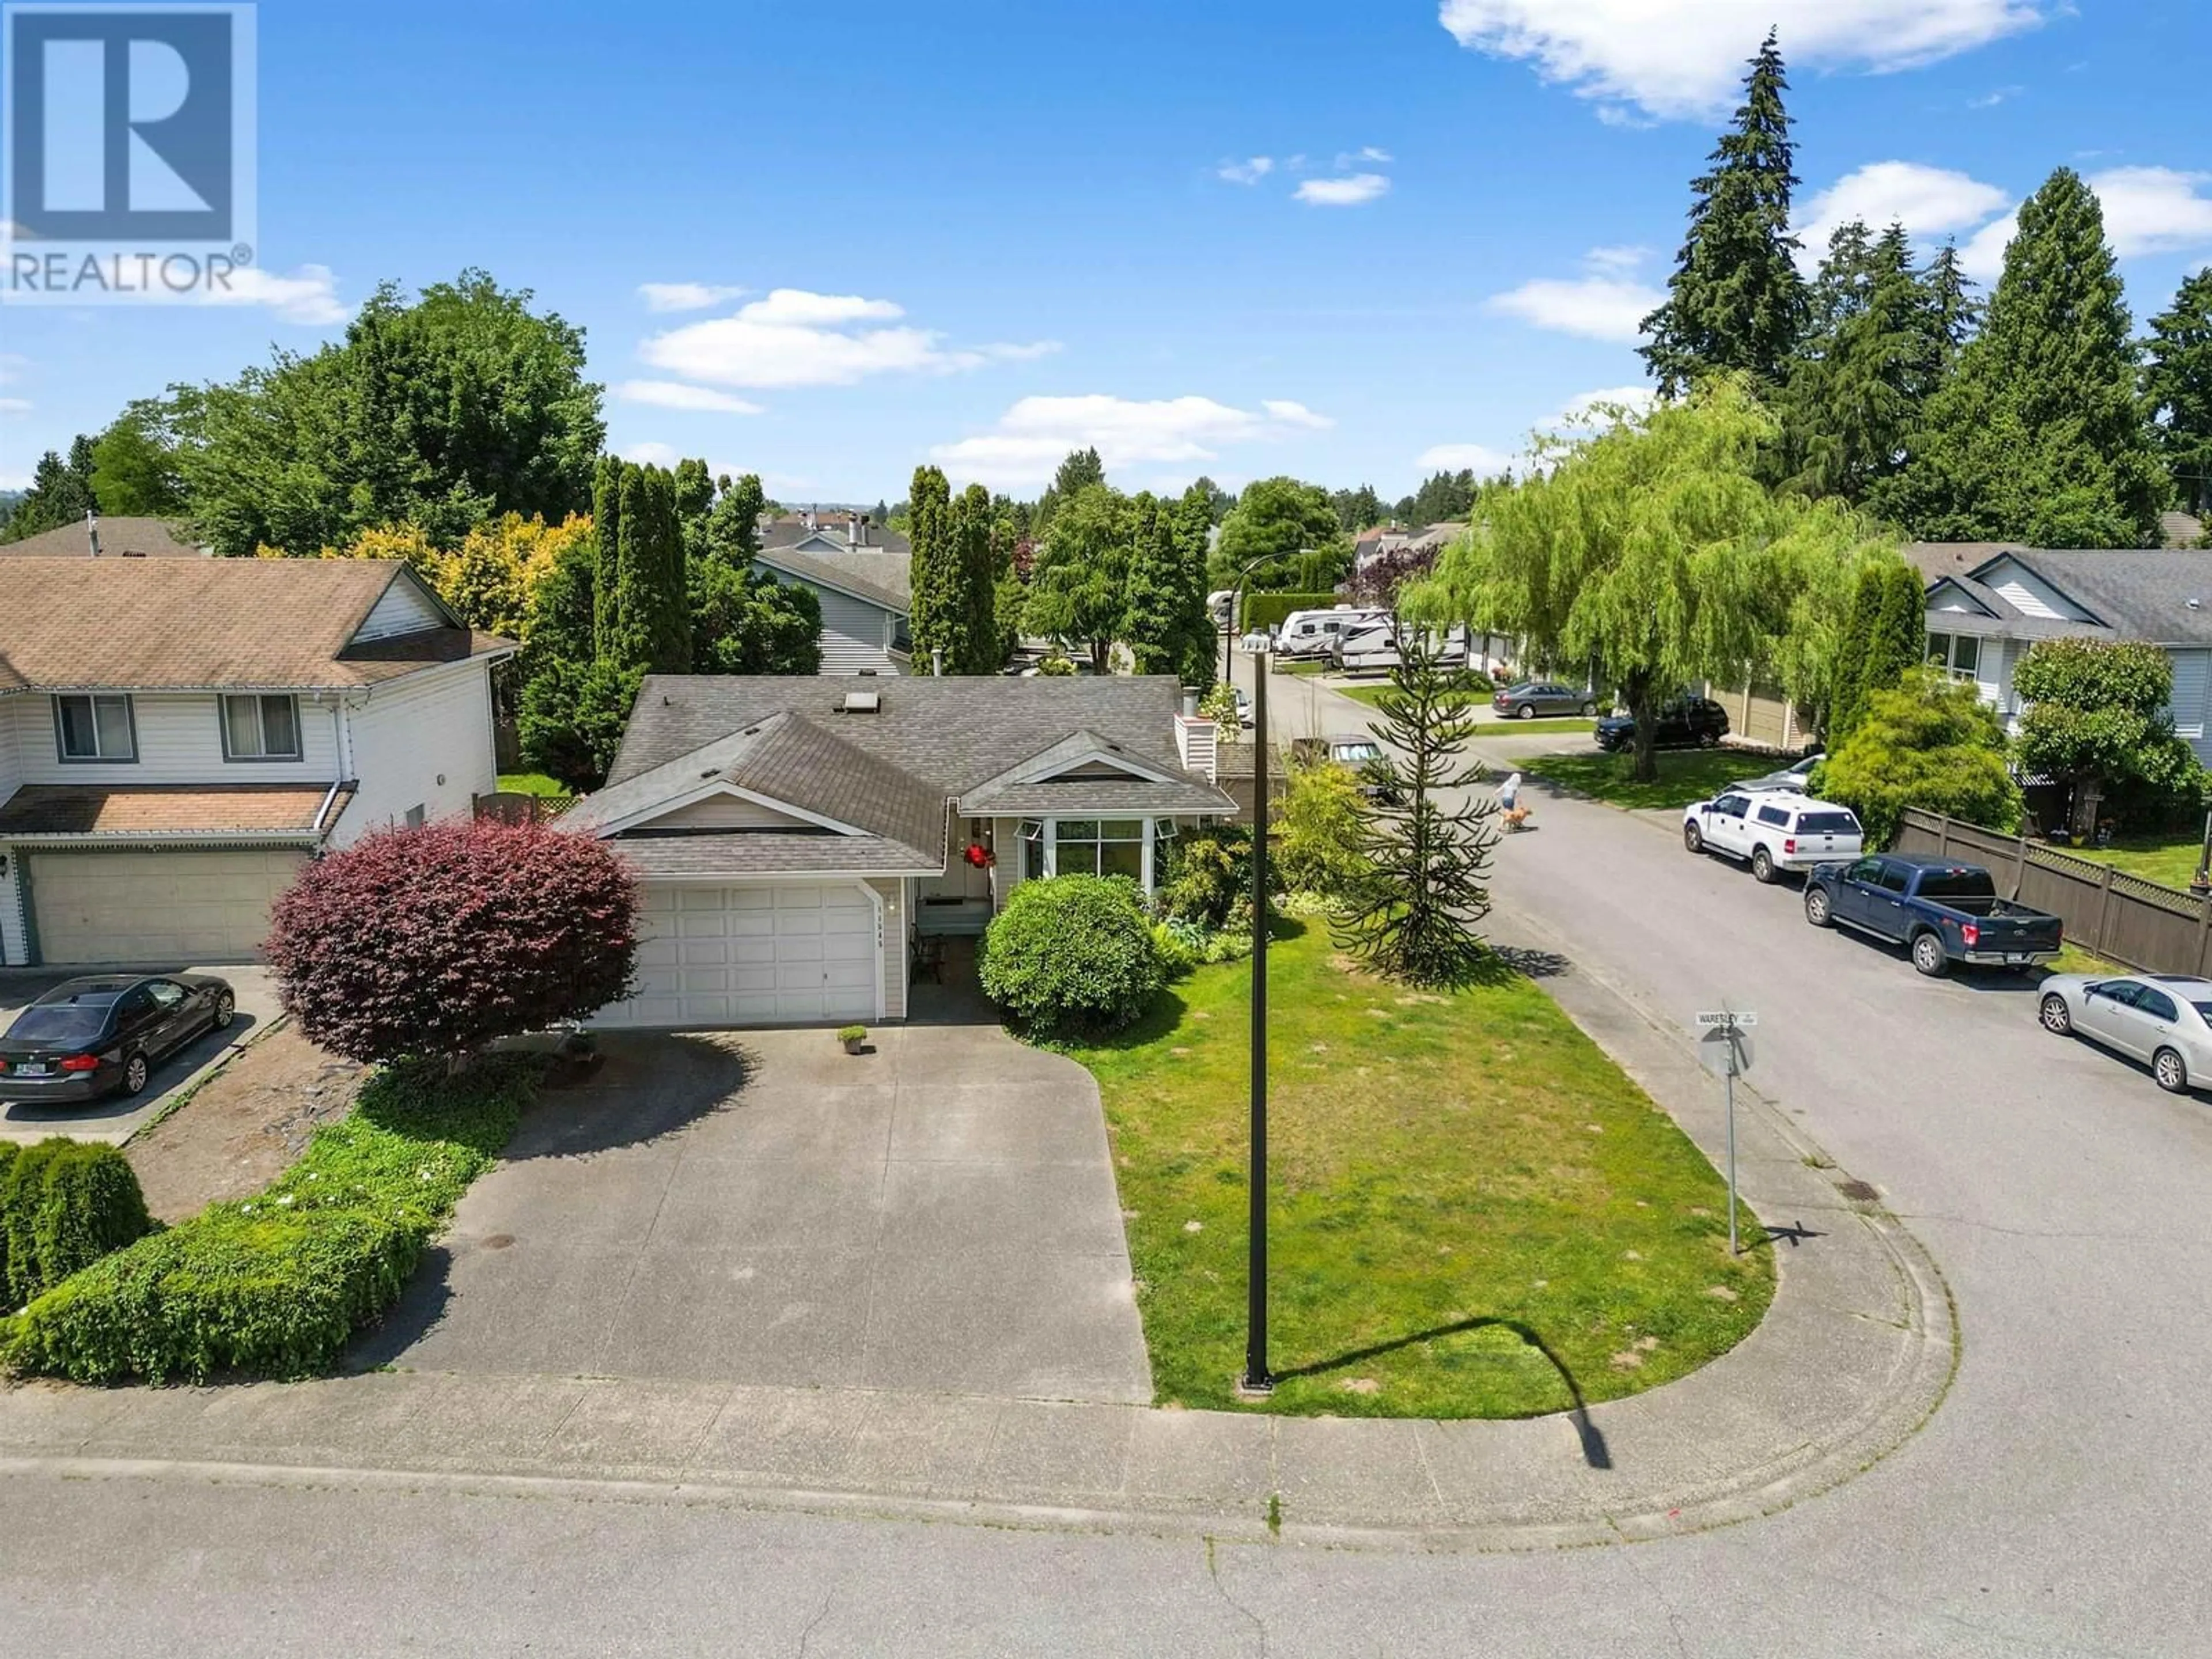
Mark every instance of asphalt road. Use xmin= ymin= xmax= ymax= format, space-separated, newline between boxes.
xmin=6 ymin=673 xmax=2209 ymax=1655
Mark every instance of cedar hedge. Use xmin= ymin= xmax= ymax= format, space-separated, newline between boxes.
xmin=5 ymin=1056 xmax=538 ymax=1384
xmin=979 ymin=875 xmax=1164 ymax=1039
xmin=0 ymin=1139 xmax=156 ymax=1308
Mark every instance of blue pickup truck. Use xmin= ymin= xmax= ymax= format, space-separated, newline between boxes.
xmin=1803 ymin=854 xmax=2065 ymax=978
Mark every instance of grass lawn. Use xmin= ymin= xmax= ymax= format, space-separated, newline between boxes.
xmin=2070 ymin=835 xmax=2205 ymax=893
xmin=497 ymin=771 xmax=572 ymax=798
xmin=1067 ymin=925 xmax=1774 ymax=1418
xmin=1525 ymin=748 xmax=1758 ymax=812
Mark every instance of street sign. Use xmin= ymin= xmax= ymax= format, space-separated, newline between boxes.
xmin=1695 ymin=1010 xmax=1758 ymax=1029
xmin=1698 ymin=1025 xmax=1754 ymax=1078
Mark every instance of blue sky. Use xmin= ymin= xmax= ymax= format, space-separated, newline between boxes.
xmin=3 ymin=1 xmax=2209 ymax=505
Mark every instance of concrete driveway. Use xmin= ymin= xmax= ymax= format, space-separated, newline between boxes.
xmin=368 ymin=1025 xmax=1152 ymax=1404
xmin=0 ymin=963 xmax=278 ymax=1146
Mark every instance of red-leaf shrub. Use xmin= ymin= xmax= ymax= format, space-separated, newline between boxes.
xmin=267 ymin=819 xmax=639 ymax=1064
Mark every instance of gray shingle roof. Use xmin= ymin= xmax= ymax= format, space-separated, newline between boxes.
xmin=753 ymin=547 xmax=911 ymax=612
xmin=1911 ymin=544 xmax=2212 ymax=647
xmin=0 ymin=516 xmax=206 ymax=558
xmin=582 ymin=675 xmax=1235 ymax=879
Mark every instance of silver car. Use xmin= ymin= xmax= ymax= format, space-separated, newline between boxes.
xmin=2037 ymin=972 xmax=2212 ymax=1094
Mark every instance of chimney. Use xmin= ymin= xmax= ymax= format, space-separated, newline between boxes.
xmin=1175 ymin=710 xmax=1218 ymax=783
xmin=848 ymin=510 xmax=860 ymax=547
xmin=1180 ymin=688 xmax=1199 ymax=718
xmin=931 ymin=646 xmax=944 ymax=676
xmin=85 ymin=509 xmax=101 ymax=559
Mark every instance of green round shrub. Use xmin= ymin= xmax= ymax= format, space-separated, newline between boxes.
xmin=0 ymin=1138 xmax=156 ymax=1308
xmin=980 ymin=875 xmax=1164 ymax=1037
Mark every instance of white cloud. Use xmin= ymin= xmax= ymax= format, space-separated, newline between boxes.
xmin=1968 ymin=85 xmax=2022 ymax=108
xmin=1437 ymin=0 xmax=2047 ymax=122
xmin=203 ymin=263 xmax=346 ymax=325
xmin=1416 ymin=442 xmax=1515 ymax=474
xmin=1334 ymin=146 xmax=1395 ymax=169
xmin=640 ymin=287 xmax=1054 ymax=389
xmin=1794 ymin=161 xmax=2012 ymax=263
xmin=1487 ymin=247 xmax=1663 ymax=342
xmin=615 ymin=379 xmax=764 ymax=414
xmin=638 ymin=282 xmax=747 ymax=313
xmin=620 ymin=441 xmax=681 ymax=468
xmin=2087 ymin=166 xmax=2212 ymax=259
xmin=931 ymin=394 xmax=1332 ymax=491
xmin=0 ymin=396 xmax=31 ymax=414
xmin=1547 ymin=385 xmax=1658 ymax=427
xmin=1955 ymin=166 xmax=2212 ymax=282
xmin=1218 ymin=156 xmax=1274 ymax=184
xmin=1295 ymin=173 xmax=1391 ymax=207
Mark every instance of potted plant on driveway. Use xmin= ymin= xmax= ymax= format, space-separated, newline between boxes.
xmin=838 ymin=1024 xmax=868 ymax=1055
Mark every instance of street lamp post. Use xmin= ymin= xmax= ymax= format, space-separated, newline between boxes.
xmin=1223 ymin=556 xmax=1283 ymax=1396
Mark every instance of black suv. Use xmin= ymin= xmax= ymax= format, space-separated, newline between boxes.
xmin=1593 ymin=696 xmax=1730 ymax=753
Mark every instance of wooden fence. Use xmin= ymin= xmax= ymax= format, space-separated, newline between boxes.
xmin=1891 ymin=809 xmax=2211 ymax=977
xmin=473 ymin=790 xmax=572 ymax=826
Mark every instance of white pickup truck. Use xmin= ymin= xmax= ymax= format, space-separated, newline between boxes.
xmin=1681 ymin=790 xmax=1864 ymax=884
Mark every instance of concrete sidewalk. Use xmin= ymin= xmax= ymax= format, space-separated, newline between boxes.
xmin=0 ymin=913 xmax=1953 ymax=1552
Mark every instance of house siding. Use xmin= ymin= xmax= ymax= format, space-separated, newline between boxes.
xmin=351 ymin=573 xmax=448 ymax=642
xmin=338 ymin=661 xmax=497 ymax=844
xmin=813 ymin=586 xmax=904 ymax=676
xmin=651 ymin=793 xmax=817 ymax=830
xmin=2172 ymin=649 xmax=2212 ymax=752
xmin=2 ymin=690 xmax=344 ymax=787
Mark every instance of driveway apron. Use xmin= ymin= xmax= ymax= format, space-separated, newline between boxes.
xmin=369 ymin=1025 xmax=1152 ymax=1405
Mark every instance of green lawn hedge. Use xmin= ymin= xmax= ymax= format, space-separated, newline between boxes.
xmin=1 ymin=1139 xmax=156 ymax=1308
xmin=1243 ymin=591 xmax=1340 ymax=632
xmin=5 ymin=1056 xmax=538 ymax=1384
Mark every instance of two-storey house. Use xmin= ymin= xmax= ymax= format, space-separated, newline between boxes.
xmin=0 ymin=557 xmax=513 ymax=968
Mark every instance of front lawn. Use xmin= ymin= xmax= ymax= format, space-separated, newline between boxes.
xmin=1069 ymin=926 xmax=1772 ymax=1418
xmin=1526 ymin=748 xmax=1759 ymax=812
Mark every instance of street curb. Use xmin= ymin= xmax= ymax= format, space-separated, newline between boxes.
xmin=0 ymin=904 xmax=1956 ymax=1555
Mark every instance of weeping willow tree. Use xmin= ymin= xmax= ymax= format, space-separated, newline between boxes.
xmin=1408 ymin=377 xmax=1897 ymax=782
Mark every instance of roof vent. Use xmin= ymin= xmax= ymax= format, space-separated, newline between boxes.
xmin=840 ymin=690 xmax=881 ymax=715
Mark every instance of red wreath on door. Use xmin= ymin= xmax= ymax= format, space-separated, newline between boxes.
xmin=963 ymin=842 xmax=996 ymax=868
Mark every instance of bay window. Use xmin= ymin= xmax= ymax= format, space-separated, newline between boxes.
xmin=1017 ymin=816 xmax=1181 ymax=890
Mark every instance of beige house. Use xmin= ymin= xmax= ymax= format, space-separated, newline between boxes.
xmin=563 ymin=675 xmax=1233 ymax=1028
xmin=0 ymin=558 xmax=513 ymax=967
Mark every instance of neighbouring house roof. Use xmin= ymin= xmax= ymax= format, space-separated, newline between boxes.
xmin=760 ymin=516 xmax=912 ymax=560
xmin=2161 ymin=510 xmax=2205 ymax=549
xmin=583 ymin=675 xmax=1235 ymax=876
xmin=753 ymin=546 xmax=911 ymax=614
xmin=0 ymin=782 xmax=353 ymax=839
xmin=0 ymin=517 xmax=207 ymax=559
xmin=1909 ymin=543 xmax=2212 ymax=649
xmin=0 ymin=558 xmax=513 ymax=691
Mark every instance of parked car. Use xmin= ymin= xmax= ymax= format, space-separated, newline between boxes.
xmin=1493 ymin=681 xmax=1598 ymax=720
xmin=1732 ymin=753 xmax=1821 ymax=793
xmin=2036 ymin=972 xmax=2212 ymax=1094
xmin=1593 ymin=697 xmax=1730 ymax=752
xmin=1291 ymin=736 xmax=1402 ymax=804
xmin=1802 ymin=855 xmax=2064 ymax=976
xmin=1681 ymin=791 xmax=1863 ymax=882
xmin=0 ymin=974 xmax=236 ymax=1105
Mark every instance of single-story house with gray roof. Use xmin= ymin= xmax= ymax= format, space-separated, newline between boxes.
xmin=563 ymin=674 xmax=1233 ymax=1028
xmin=1909 ymin=544 xmax=2212 ymax=761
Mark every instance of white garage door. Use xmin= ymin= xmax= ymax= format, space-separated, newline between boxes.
xmin=28 ymin=848 xmax=307 ymax=964
xmin=598 ymin=882 xmax=880 ymax=1028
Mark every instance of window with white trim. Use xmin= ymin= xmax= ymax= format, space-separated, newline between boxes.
xmin=1018 ymin=816 xmax=1176 ymax=889
xmin=1925 ymin=631 xmax=1980 ymax=683
xmin=222 ymin=694 xmax=303 ymax=760
xmin=54 ymin=694 xmax=135 ymax=762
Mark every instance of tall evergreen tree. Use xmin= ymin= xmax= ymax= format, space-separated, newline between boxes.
xmin=1878 ymin=168 xmax=2168 ymax=547
xmin=1173 ymin=480 xmax=1221 ymax=685
xmin=1780 ymin=223 xmax=1955 ymax=502
xmin=1922 ymin=241 xmax=1982 ymax=365
xmin=905 ymin=464 xmax=956 ymax=672
xmin=2146 ymin=268 xmax=2212 ymax=517
xmin=1640 ymin=31 xmax=1806 ymax=396
xmin=1051 ymin=447 xmax=1105 ymax=497
xmin=599 ymin=459 xmax=688 ymax=673
xmin=591 ymin=454 xmax=624 ymax=659
xmin=1121 ymin=494 xmax=1187 ymax=678
xmin=0 ymin=436 xmax=97 ymax=543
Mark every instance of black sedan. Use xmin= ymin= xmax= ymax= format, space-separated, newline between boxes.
xmin=0 ymin=974 xmax=236 ymax=1105
xmin=1593 ymin=696 xmax=1731 ymax=753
